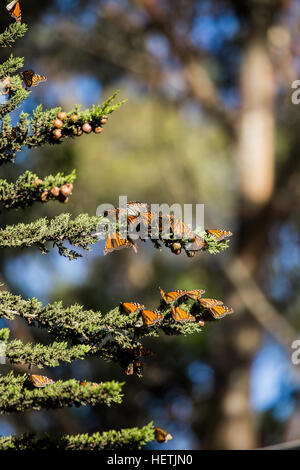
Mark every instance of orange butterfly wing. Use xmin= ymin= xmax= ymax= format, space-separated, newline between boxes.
xmin=7 ymin=1 xmax=21 ymax=23
xmin=159 ymin=287 xmax=186 ymax=304
xmin=171 ymin=305 xmax=195 ymax=322
xmin=121 ymin=302 xmax=145 ymax=314
xmin=185 ymin=289 xmax=205 ymax=300
xmin=29 ymin=375 xmax=55 ymax=388
xmin=159 ymin=286 xmax=168 ymax=303
xmin=154 ymin=427 xmax=173 ymax=443
xmin=141 ymin=309 xmax=163 ymax=326
xmin=125 ymin=364 xmax=134 ymax=375
xmin=206 ymin=229 xmax=232 ymax=241
xmin=198 ymin=298 xmax=224 ymax=309
xmin=22 ymin=70 xmax=47 ymax=88
xmin=31 ymin=73 xmax=47 ymax=87
xmin=186 ymin=234 xmax=207 ymax=251
xmin=103 ymin=232 xmax=133 ymax=255
xmin=208 ymin=304 xmax=234 ymax=319
xmin=170 ymin=218 xmax=194 ymax=238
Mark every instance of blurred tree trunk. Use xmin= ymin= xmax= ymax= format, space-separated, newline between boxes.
xmin=237 ymin=38 xmax=275 ymax=210
xmin=206 ymin=14 xmax=277 ymax=450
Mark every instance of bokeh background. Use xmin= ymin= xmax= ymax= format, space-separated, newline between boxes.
xmin=1 ymin=0 xmax=300 ymax=449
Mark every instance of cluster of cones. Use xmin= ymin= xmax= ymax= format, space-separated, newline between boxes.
xmin=33 ymin=179 xmax=74 ymax=204
xmin=52 ymin=111 xmax=108 ymax=141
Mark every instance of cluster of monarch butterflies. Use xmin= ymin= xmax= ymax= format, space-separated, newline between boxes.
xmin=6 ymin=2 xmax=47 ymax=88
xmin=103 ymin=201 xmax=232 ymax=257
xmin=28 ymin=375 xmax=101 ymax=388
xmin=28 ymin=377 xmax=172 ymax=444
xmin=120 ymin=286 xmax=233 ymax=327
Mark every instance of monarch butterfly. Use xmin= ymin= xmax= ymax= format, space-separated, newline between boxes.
xmin=102 ymin=208 xmax=137 ymax=235
xmin=126 ymin=345 xmax=156 ymax=357
xmin=171 ymin=305 xmax=195 ymax=323
xmin=104 ymin=202 xmax=147 ymax=221
xmin=29 ymin=375 xmax=55 ymax=388
xmin=186 ymin=234 xmax=207 ymax=251
xmin=159 ymin=287 xmax=186 ymax=304
xmin=103 ymin=232 xmax=137 ymax=255
xmin=141 ymin=309 xmax=163 ymax=327
xmin=198 ymin=298 xmax=224 ymax=309
xmin=126 ymin=201 xmax=148 ymax=217
xmin=207 ymin=304 xmax=234 ymax=319
xmin=6 ymin=0 xmax=21 ymax=23
xmin=125 ymin=364 xmax=134 ymax=375
xmin=121 ymin=302 xmax=145 ymax=314
xmin=22 ymin=70 xmax=47 ymax=88
xmin=206 ymin=229 xmax=232 ymax=241
xmin=154 ymin=427 xmax=173 ymax=443
xmin=129 ymin=211 xmax=153 ymax=230
xmin=170 ymin=218 xmax=194 ymax=239
xmin=185 ymin=289 xmax=206 ymax=300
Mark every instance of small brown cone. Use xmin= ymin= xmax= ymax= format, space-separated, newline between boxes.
xmin=50 ymin=187 xmax=60 ymax=197
xmin=70 ymin=114 xmax=78 ymax=123
xmin=53 ymin=128 xmax=62 ymax=140
xmin=41 ymin=191 xmax=49 ymax=202
xmin=33 ymin=179 xmax=43 ymax=187
xmin=57 ymin=111 xmax=67 ymax=121
xmin=100 ymin=115 xmax=108 ymax=125
xmin=60 ymin=183 xmax=73 ymax=197
xmin=82 ymin=122 xmax=92 ymax=133
xmin=53 ymin=119 xmax=63 ymax=129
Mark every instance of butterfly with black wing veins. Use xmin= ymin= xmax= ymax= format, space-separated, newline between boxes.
xmin=102 ymin=202 xmax=145 ymax=255
xmin=6 ymin=0 xmax=21 ymax=23
xmin=22 ymin=70 xmax=47 ymax=88
xmin=141 ymin=309 xmax=163 ymax=327
xmin=171 ymin=305 xmax=195 ymax=323
xmin=198 ymin=297 xmax=234 ymax=319
xmin=28 ymin=375 xmax=55 ymax=388
xmin=120 ymin=302 xmax=145 ymax=314
xmin=206 ymin=229 xmax=232 ymax=241
xmin=103 ymin=232 xmax=137 ymax=256
xmin=159 ymin=287 xmax=205 ymax=304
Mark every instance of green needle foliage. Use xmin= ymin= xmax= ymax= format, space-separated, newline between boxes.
xmin=0 ymin=423 xmax=155 ymax=450
xmin=6 ymin=339 xmax=92 ymax=369
xmin=0 ymin=372 xmax=124 ymax=413
xmin=0 ymin=23 xmax=27 ymax=48
xmin=0 ymin=10 xmax=232 ymax=451
xmin=0 ymin=170 xmax=77 ymax=209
